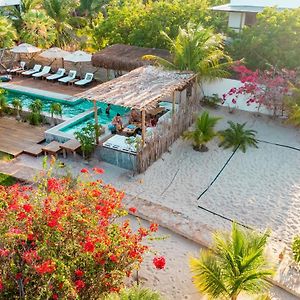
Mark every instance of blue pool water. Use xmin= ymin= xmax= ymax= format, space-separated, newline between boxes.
xmin=3 ymin=89 xmax=128 ymax=121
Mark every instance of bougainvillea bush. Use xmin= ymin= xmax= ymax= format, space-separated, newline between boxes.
xmin=0 ymin=163 xmax=160 ymax=299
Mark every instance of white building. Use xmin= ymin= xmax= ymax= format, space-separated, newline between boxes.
xmin=0 ymin=0 xmax=20 ymax=7
xmin=211 ymin=0 xmax=300 ymax=32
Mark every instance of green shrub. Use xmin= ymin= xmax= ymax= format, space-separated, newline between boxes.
xmin=292 ymin=236 xmax=300 ymax=263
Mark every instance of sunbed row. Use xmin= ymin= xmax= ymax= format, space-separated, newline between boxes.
xmin=7 ymin=62 xmax=94 ymax=86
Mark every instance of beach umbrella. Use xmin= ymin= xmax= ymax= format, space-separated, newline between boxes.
xmin=11 ymin=43 xmax=41 ymax=54
xmin=64 ymin=50 xmax=92 ymax=77
xmin=40 ymin=47 xmax=70 ymax=67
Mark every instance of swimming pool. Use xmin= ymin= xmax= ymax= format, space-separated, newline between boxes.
xmin=3 ymin=89 xmax=128 ymax=119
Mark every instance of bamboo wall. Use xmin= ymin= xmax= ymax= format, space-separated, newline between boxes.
xmin=136 ymin=81 xmax=202 ymax=173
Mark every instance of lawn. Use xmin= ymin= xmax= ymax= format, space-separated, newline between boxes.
xmin=0 ymin=173 xmax=17 ymax=186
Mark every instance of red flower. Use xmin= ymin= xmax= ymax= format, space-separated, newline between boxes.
xmin=22 ymin=250 xmax=40 ymax=264
xmin=109 ymin=254 xmax=118 ymax=262
xmin=150 ymin=223 xmax=159 ymax=232
xmin=17 ymin=212 xmax=27 ymax=220
xmin=35 ymin=260 xmax=56 ymax=274
xmin=48 ymin=219 xmax=58 ymax=228
xmin=47 ymin=178 xmax=60 ymax=192
xmin=92 ymin=167 xmax=104 ymax=174
xmin=0 ymin=248 xmax=9 ymax=257
xmin=138 ymin=227 xmax=148 ymax=237
xmin=52 ymin=294 xmax=59 ymax=300
xmin=84 ymin=241 xmax=95 ymax=253
xmin=0 ymin=278 xmax=3 ymax=290
xmin=153 ymin=256 xmax=166 ymax=270
xmin=80 ymin=168 xmax=89 ymax=173
xmin=129 ymin=207 xmax=137 ymax=214
xmin=75 ymin=269 xmax=84 ymax=277
xmin=23 ymin=204 xmax=32 ymax=213
xmin=16 ymin=273 xmax=22 ymax=280
xmin=75 ymin=279 xmax=85 ymax=290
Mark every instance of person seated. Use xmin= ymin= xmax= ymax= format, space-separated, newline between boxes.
xmin=129 ymin=109 xmax=140 ymax=124
xmin=105 ymin=104 xmax=111 ymax=115
xmin=148 ymin=115 xmax=158 ymax=127
xmin=109 ymin=113 xmax=123 ymax=133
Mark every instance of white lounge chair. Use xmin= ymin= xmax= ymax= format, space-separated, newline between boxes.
xmin=7 ymin=61 xmax=26 ymax=74
xmin=75 ymin=73 xmax=94 ymax=86
xmin=58 ymin=70 xmax=77 ymax=84
xmin=32 ymin=66 xmax=51 ymax=78
xmin=22 ymin=64 xmax=42 ymax=76
xmin=46 ymin=68 xmax=65 ymax=81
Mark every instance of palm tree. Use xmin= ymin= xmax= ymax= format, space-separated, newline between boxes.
xmin=143 ymin=22 xmax=232 ymax=80
xmin=219 ymin=121 xmax=258 ymax=153
xmin=9 ymin=0 xmax=42 ymax=31
xmin=12 ymin=98 xmax=23 ymax=120
xmin=49 ymin=102 xmax=62 ymax=125
xmin=43 ymin=0 xmax=74 ymax=48
xmin=20 ymin=9 xmax=56 ymax=48
xmin=104 ymin=285 xmax=162 ymax=300
xmin=77 ymin=0 xmax=109 ymax=22
xmin=183 ymin=111 xmax=221 ymax=152
xmin=0 ymin=94 xmax=8 ymax=116
xmin=189 ymin=222 xmax=274 ymax=300
xmin=0 ymin=16 xmax=17 ymax=48
xmin=29 ymin=99 xmax=43 ymax=125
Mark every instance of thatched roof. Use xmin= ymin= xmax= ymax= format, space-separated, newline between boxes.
xmin=91 ymin=44 xmax=171 ymax=72
xmin=76 ymin=66 xmax=195 ymax=111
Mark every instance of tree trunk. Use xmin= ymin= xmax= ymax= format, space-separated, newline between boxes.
xmin=231 ymin=294 xmax=238 ymax=300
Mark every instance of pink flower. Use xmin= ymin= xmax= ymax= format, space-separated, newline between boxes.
xmin=129 ymin=207 xmax=137 ymax=214
xmin=80 ymin=168 xmax=89 ymax=173
xmin=153 ymin=256 xmax=166 ymax=270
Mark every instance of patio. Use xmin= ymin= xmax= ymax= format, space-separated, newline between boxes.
xmin=0 ymin=117 xmax=47 ymax=157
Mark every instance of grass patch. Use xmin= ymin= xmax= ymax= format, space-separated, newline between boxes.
xmin=0 ymin=173 xmax=17 ymax=186
xmin=0 ymin=151 xmax=13 ymax=162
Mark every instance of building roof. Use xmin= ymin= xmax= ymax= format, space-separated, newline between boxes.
xmin=91 ymin=44 xmax=171 ymax=72
xmin=211 ymin=3 xmax=289 ymax=13
xmin=76 ymin=66 xmax=194 ymax=111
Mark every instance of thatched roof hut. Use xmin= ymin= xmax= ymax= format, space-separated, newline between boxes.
xmin=76 ymin=66 xmax=195 ymax=111
xmin=91 ymin=44 xmax=171 ymax=72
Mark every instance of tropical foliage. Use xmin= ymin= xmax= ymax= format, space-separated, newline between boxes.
xmin=11 ymin=98 xmax=23 ymax=120
xmin=105 ymin=285 xmax=162 ymax=300
xmin=183 ymin=111 xmax=221 ymax=152
xmin=219 ymin=121 xmax=258 ymax=153
xmin=28 ymin=99 xmax=43 ymax=125
xmin=0 ymin=90 xmax=8 ymax=116
xmin=20 ymin=10 xmax=56 ymax=48
xmin=0 ymin=16 xmax=17 ymax=48
xmin=49 ymin=102 xmax=62 ymax=124
xmin=189 ymin=222 xmax=274 ymax=300
xmin=229 ymin=7 xmax=300 ymax=70
xmin=292 ymin=236 xmax=300 ymax=264
xmin=144 ymin=23 xmax=231 ymax=80
xmin=0 ymin=161 xmax=160 ymax=299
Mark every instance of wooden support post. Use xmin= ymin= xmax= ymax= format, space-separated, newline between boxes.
xmin=141 ymin=109 xmax=146 ymax=146
xmin=172 ymin=91 xmax=176 ymax=116
xmin=94 ymin=100 xmax=99 ymax=145
xmin=106 ymin=69 xmax=109 ymax=81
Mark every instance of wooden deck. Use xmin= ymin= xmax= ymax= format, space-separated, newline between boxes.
xmin=0 ymin=117 xmax=46 ymax=157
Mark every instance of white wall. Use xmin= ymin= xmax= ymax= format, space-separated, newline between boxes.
xmin=202 ymin=78 xmax=271 ymax=115
xmin=230 ymin=0 xmax=300 ymax=9
xmin=0 ymin=0 xmax=20 ymax=6
xmin=228 ymin=12 xmax=245 ymax=31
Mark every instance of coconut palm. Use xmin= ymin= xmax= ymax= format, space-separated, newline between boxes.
xmin=43 ymin=0 xmax=74 ymax=48
xmin=219 ymin=121 xmax=258 ymax=153
xmin=183 ymin=111 xmax=221 ymax=152
xmin=29 ymin=99 xmax=43 ymax=125
xmin=12 ymin=98 xmax=23 ymax=120
xmin=143 ymin=22 xmax=232 ymax=80
xmin=20 ymin=9 xmax=56 ymax=48
xmin=189 ymin=222 xmax=274 ymax=300
xmin=104 ymin=285 xmax=162 ymax=300
xmin=0 ymin=16 xmax=17 ymax=48
xmin=49 ymin=102 xmax=62 ymax=125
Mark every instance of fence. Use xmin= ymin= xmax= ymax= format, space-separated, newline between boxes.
xmin=136 ymin=81 xmax=202 ymax=173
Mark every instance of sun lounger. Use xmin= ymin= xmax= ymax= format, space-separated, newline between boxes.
xmin=58 ymin=70 xmax=77 ymax=84
xmin=75 ymin=73 xmax=94 ymax=86
xmin=22 ymin=64 xmax=42 ymax=76
xmin=32 ymin=66 xmax=51 ymax=78
xmin=46 ymin=68 xmax=65 ymax=81
xmin=7 ymin=61 xmax=26 ymax=74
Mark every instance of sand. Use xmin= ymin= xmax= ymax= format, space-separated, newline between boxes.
xmin=4 ymin=106 xmax=300 ymax=298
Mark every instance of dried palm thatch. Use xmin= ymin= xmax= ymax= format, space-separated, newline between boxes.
xmin=91 ymin=44 xmax=171 ymax=72
xmin=76 ymin=66 xmax=195 ymax=111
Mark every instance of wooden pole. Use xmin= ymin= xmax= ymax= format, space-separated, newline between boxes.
xmin=141 ymin=109 xmax=146 ymax=146
xmin=94 ymin=100 xmax=99 ymax=144
xmin=172 ymin=91 xmax=175 ymax=115
xmin=106 ymin=68 xmax=109 ymax=81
